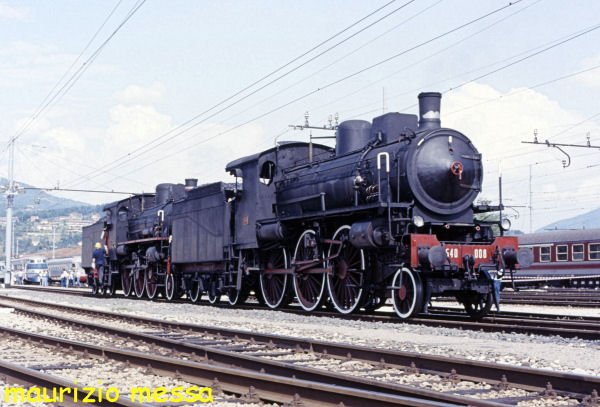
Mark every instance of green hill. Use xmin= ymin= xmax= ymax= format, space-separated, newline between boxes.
xmin=0 ymin=178 xmax=91 ymax=216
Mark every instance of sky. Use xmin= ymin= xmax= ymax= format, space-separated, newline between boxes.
xmin=1 ymin=0 xmax=600 ymax=233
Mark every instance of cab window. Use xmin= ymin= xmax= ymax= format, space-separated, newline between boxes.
xmin=118 ymin=207 xmax=128 ymax=221
xmin=259 ymin=161 xmax=276 ymax=185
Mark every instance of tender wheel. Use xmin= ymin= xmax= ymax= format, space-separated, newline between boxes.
xmin=227 ymin=288 xmax=239 ymax=306
xmin=462 ymin=292 xmax=493 ymax=319
xmin=133 ymin=268 xmax=145 ymax=299
xmin=227 ymin=287 xmax=249 ymax=306
xmin=165 ymin=273 xmax=178 ymax=301
xmin=188 ymin=275 xmax=202 ymax=303
xmin=145 ymin=266 xmax=160 ymax=300
xmin=121 ymin=270 xmax=132 ymax=297
xmin=293 ymin=230 xmax=326 ymax=312
xmin=391 ymin=267 xmax=424 ymax=319
xmin=207 ymin=289 xmax=221 ymax=304
xmin=207 ymin=278 xmax=221 ymax=304
xmin=91 ymin=277 xmax=100 ymax=296
xmin=326 ymin=225 xmax=365 ymax=314
xmin=259 ymin=248 xmax=291 ymax=309
xmin=102 ymin=280 xmax=115 ymax=296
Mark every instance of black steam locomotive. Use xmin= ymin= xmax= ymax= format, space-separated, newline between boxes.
xmin=82 ymin=92 xmax=531 ymax=319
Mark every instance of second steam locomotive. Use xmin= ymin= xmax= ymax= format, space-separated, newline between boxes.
xmin=82 ymin=92 xmax=531 ymax=319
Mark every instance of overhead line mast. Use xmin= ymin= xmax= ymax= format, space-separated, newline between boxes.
xmin=2 ymin=138 xmax=23 ymax=287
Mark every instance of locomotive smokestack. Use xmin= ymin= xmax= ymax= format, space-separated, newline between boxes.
xmin=184 ymin=178 xmax=198 ymax=191
xmin=418 ymin=92 xmax=441 ymax=130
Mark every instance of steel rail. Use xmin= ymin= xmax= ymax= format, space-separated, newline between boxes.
xmin=0 ymin=359 xmax=148 ymax=407
xmin=0 ymin=325 xmax=461 ymax=407
xmin=0 ymin=294 xmax=597 ymax=398
xmin=0 ymin=299 xmax=512 ymax=407
xmin=6 ymin=286 xmax=600 ymax=338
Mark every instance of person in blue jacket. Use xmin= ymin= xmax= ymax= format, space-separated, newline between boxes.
xmin=92 ymin=242 xmax=107 ymax=287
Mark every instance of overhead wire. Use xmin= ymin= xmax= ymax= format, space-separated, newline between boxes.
xmin=1 ymin=0 xmax=148 ymax=199
xmin=17 ymin=143 xmax=145 ymax=192
xmin=97 ymin=1 xmax=525 ymax=181
xmin=8 ymin=0 xmax=147 ymax=149
xmin=1 ymin=0 xmax=147 ymax=204
xmin=313 ymin=0 xmax=543 ymax=120
xmin=337 ymin=18 xmax=598 ymax=121
xmin=8 ymin=0 xmax=125 ymax=148
xmin=224 ymin=0 xmax=447 ymax=124
xmin=64 ymin=0 xmax=411 ymax=187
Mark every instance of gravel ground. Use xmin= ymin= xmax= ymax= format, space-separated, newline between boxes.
xmin=0 ymin=289 xmax=598 ymax=379
xmin=0 ymin=333 xmax=276 ymax=407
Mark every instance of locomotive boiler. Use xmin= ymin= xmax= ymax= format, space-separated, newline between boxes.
xmin=277 ymin=93 xmax=479 ymax=223
xmin=82 ymin=91 xmax=531 ymax=320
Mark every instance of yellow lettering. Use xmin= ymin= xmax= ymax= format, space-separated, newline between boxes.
xmin=198 ymin=387 xmax=213 ymax=403
xmin=169 ymin=386 xmax=184 ymax=403
xmin=153 ymin=387 xmax=168 ymax=403
xmin=59 ymin=386 xmax=71 ymax=402
xmin=42 ymin=387 xmax=57 ymax=403
xmin=130 ymin=387 xmax=151 ymax=403
xmin=105 ymin=387 xmax=119 ymax=403
xmin=82 ymin=387 xmax=96 ymax=403
xmin=185 ymin=386 xmax=199 ymax=403
xmin=5 ymin=387 xmax=25 ymax=403
xmin=27 ymin=387 xmax=42 ymax=403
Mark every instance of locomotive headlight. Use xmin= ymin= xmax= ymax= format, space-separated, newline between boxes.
xmin=500 ymin=218 xmax=511 ymax=231
xmin=413 ymin=215 xmax=425 ymax=228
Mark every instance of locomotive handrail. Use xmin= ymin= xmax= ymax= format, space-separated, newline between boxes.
xmin=377 ymin=152 xmax=390 ymax=172
xmin=118 ymin=237 xmax=169 ymax=245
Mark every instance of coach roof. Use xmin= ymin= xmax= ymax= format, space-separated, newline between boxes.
xmin=518 ymin=229 xmax=600 ymax=245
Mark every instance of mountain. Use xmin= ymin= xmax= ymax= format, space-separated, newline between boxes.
xmin=538 ymin=207 xmax=600 ymax=231
xmin=0 ymin=178 xmax=91 ymax=216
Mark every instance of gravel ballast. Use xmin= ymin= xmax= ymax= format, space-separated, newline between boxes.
xmin=0 ymin=289 xmax=598 ymax=378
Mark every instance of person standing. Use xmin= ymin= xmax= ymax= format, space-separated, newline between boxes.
xmin=92 ymin=242 xmax=107 ymax=287
xmin=60 ymin=268 xmax=68 ymax=288
xmin=42 ymin=270 xmax=48 ymax=286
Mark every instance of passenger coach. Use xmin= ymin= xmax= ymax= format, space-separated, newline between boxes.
xmin=515 ymin=229 xmax=600 ymax=288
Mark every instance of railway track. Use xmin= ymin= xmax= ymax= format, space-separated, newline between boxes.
xmin=8 ymin=285 xmax=600 ymax=340
xmin=0 ymin=324 xmax=438 ymax=407
xmin=12 ymin=284 xmax=600 ymax=306
xmin=0 ymin=294 xmax=597 ymax=406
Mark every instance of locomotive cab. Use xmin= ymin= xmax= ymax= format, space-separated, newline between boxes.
xmin=225 ymin=142 xmax=333 ymax=249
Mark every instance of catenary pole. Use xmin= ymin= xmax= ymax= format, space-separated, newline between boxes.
xmin=4 ymin=138 xmax=15 ymax=287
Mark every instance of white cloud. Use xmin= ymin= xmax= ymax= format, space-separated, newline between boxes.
xmin=443 ymin=82 xmax=600 ymax=232
xmin=113 ymin=82 xmax=166 ymax=105
xmin=104 ymin=104 xmax=173 ymax=159
xmin=0 ymin=2 xmax=29 ymax=21
xmin=106 ymin=119 xmax=267 ymax=189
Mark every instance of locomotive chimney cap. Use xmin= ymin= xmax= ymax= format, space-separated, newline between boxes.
xmin=184 ymin=178 xmax=198 ymax=191
xmin=418 ymin=92 xmax=442 ymax=130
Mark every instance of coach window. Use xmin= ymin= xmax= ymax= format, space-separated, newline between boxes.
xmin=556 ymin=245 xmax=568 ymax=261
xmin=573 ymin=244 xmax=584 ymax=261
xmin=539 ymin=246 xmax=551 ymax=262
xmin=589 ymin=243 xmax=600 ymax=260
xmin=259 ymin=161 xmax=276 ymax=186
